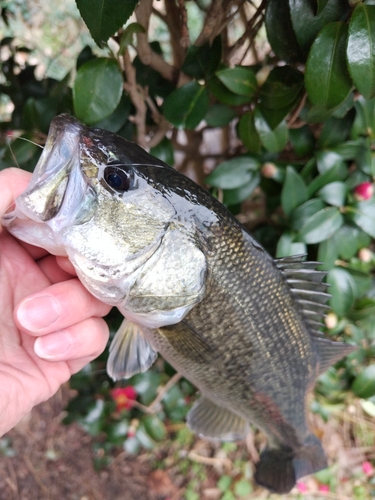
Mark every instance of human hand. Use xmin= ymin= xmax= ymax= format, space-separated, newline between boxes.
xmin=0 ymin=168 xmax=111 ymax=436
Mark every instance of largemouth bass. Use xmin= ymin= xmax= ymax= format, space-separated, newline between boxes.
xmin=2 ymin=115 xmax=355 ymax=494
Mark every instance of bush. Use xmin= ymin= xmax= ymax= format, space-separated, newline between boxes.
xmin=1 ymin=0 xmax=375 ymax=469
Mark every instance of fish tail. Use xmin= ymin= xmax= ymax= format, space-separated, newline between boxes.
xmin=254 ymin=434 xmax=327 ymax=494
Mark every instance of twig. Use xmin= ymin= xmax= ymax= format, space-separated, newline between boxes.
xmin=188 ymin=449 xmax=233 ymax=471
xmin=148 ymin=372 xmax=182 ymax=413
xmin=145 ymin=95 xmax=171 ymax=149
xmin=23 ymin=455 xmax=49 ymax=495
xmin=288 ymin=93 xmax=308 ymax=129
xmin=178 ymin=0 xmax=190 ymax=49
xmin=122 ymin=48 xmax=148 ymax=148
xmin=5 ymin=458 xmax=19 ymax=500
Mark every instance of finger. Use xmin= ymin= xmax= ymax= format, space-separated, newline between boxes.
xmin=15 ymin=279 xmax=112 ymax=335
xmin=34 ymin=317 xmax=109 ymax=362
xmin=56 ymin=256 xmax=76 ymax=276
xmin=37 ymin=255 xmax=75 ymax=283
xmin=0 ymin=168 xmax=31 ymax=226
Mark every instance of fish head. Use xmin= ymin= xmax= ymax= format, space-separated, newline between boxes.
xmin=3 ymin=114 xmax=208 ymax=316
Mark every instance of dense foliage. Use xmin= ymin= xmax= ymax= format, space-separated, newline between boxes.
xmin=1 ymin=1 xmax=375 ymax=497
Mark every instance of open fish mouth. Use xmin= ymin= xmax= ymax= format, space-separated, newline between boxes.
xmin=2 ymin=115 xmax=94 ymax=254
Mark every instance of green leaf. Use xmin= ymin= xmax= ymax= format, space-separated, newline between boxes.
xmin=208 ymin=76 xmax=250 ymax=106
xmin=162 ymin=81 xmax=209 ymax=129
xmin=215 ymin=67 xmax=257 ymax=98
xmin=289 ymin=125 xmax=315 ymax=157
xmin=351 ymin=96 xmax=375 ymax=139
xmin=347 ymin=4 xmax=375 ymax=99
xmin=118 ymin=23 xmax=145 ymax=55
xmin=181 ymin=37 xmax=222 ymax=79
xmin=265 ymin=0 xmax=302 ymax=62
xmin=76 ymin=0 xmax=138 ymax=46
xmin=238 ymin=111 xmax=261 ymax=153
xmin=143 ymin=415 xmax=166 ymax=441
xmin=254 ymin=108 xmax=288 ymax=153
xmin=334 ymin=224 xmax=370 ymax=260
xmin=289 ymin=0 xmax=350 ymax=56
xmin=73 ymin=58 xmax=123 ymax=124
xmin=290 ymin=198 xmax=326 ymax=231
xmin=317 ymin=182 xmax=348 ymax=206
xmin=281 ymin=166 xmax=308 ymax=217
xmin=150 ymin=137 xmax=174 ymax=166
xmin=298 ymin=207 xmax=344 ymax=243
xmin=205 ymin=104 xmax=237 ymax=127
xmin=307 ymin=161 xmax=348 ymax=197
xmin=317 ymin=113 xmax=355 ymax=148
xmin=276 ymin=232 xmax=307 ymax=258
xmin=234 ymin=479 xmax=253 ymax=496
xmin=223 ymin=174 xmax=261 ymax=205
xmin=206 ymin=156 xmax=260 ymax=189
xmin=327 ymin=267 xmax=357 ymax=315
xmin=352 ymin=365 xmax=375 ymax=398
xmin=318 ymin=238 xmax=339 ymax=270
xmin=259 ymin=66 xmax=304 ymax=109
xmin=305 ymin=22 xmax=352 ymax=110
xmin=316 ymin=151 xmax=346 ymax=174
xmin=346 ymin=199 xmax=375 ymax=238
xmin=91 ymin=94 xmax=131 ymax=133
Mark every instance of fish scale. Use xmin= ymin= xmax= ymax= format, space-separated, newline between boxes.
xmin=2 ymin=114 xmax=356 ymax=495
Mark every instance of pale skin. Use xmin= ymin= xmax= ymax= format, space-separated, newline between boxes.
xmin=0 ymin=168 xmax=111 ymax=436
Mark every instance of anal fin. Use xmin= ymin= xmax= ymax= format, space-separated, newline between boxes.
xmin=107 ymin=318 xmax=157 ymax=381
xmin=187 ymin=397 xmax=249 ymax=441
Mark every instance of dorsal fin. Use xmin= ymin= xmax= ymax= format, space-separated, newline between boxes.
xmin=275 ymin=255 xmax=330 ymax=337
xmin=313 ymin=337 xmax=356 ymax=376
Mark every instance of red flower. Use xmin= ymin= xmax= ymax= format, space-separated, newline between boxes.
xmin=111 ymin=386 xmax=137 ymax=411
xmin=362 ymin=461 xmax=374 ymax=476
xmin=354 ymin=182 xmax=374 ymax=201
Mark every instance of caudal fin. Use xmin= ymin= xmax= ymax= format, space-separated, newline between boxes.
xmin=254 ymin=434 xmax=327 ymax=494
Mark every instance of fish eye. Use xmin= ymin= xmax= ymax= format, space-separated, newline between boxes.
xmin=104 ymin=166 xmax=133 ymax=192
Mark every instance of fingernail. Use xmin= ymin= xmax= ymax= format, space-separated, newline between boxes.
xmin=17 ymin=295 xmax=60 ymax=331
xmin=34 ymin=331 xmax=71 ymax=358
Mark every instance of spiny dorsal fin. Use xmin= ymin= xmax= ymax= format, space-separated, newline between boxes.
xmin=187 ymin=397 xmax=249 ymax=441
xmin=275 ymin=254 xmax=330 ymax=337
xmin=313 ymin=337 xmax=356 ymax=376
xmin=107 ymin=318 xmax=157 ymax=381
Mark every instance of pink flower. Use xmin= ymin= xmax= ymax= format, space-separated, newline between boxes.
xmin=297 ymin=481 xmax=308 ymax=493
xmin=319 ymin=484 xmax=330 ymax=492
xmin=354 ymin=182 xmax=374 ymax=201
xmin=111 ymin=386 xmax=137 ymax=411
xmin=362 ymin=461 xmax=374 ymax=476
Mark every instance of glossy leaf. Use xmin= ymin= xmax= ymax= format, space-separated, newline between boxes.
xmin=289 ymin=0 xmax=350 ymax=56
xmin=73 ymin=58 xmax=123 ymax=124
xmin=259 ymin=66 xmax=304 ymax=110
xmin=162 ymin=81 xmax=209 ymax=129
xmin=265 ymin=0 xmax=302 ymax=62
xmin=305 ymin=22 xmax=352 ymax=110
xmin=208 ymin=76 xmax=250 ymax=106
xmin=352 ymin=365 xmax=375 ymax=398
xmin=334 ymin=224 xmax=370 ymax=260
xmin=327 ymin=267 xmax=357 ymax=315
xmin=281 ymin=166 xmax=308 ymax=217
xmin=318 ymin=238 xmax=339 ymax=270
xmin=223 ymin=173 xmax=261 ymax=205
xmin=215 ymin=67 xmax=257 ymax=97
xmin=150 ymin=137 xmax=174 ymax=166
xmin=276 ymin=232 xmax=307 ymax=257
xmin=118 ymin=23 xmax=145 ymax=54
xmin=317 ymin=181 xmax=348 ymax=206
xmin=76 ymin=0 xmax=138 ymax=46
xmin=307 ymin=161 xmax=348 ymax=196
xmin=238 ymin=111 xmax=261 ymax=153
xmin=289 ymin=125 xmax=315 ymax=156
xmin=347 ymin=4 xmax=375 ymax=99
xmin=290 ymin=198 xmax=326 ymax=230
xmin=351 ymin=96 xmax=375 ymax=139
xmin=298 ymin=207 xmax=344 ymax=243
xmin=206 ymin=156 xmax=260 ymax=189
xmin=181 ymin=36 xmax=222 ymax=79
xmin=346 ymin=200 xmax=375 ymax=238
xmin=205 ymin=104 xmax=237 ymax=127
xmin=254 ymin=108 xmax=288 ymax=153
xmin=91 ymin=94 xmax=131 ymax=133
xmin=317 ymin=113 xmax=355 ymax=148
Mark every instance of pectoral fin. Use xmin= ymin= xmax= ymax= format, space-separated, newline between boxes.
xmin=187 ymin=397 xmax=249 ymax=441
xmin=107 ymin=318 xmax=157 ymax=381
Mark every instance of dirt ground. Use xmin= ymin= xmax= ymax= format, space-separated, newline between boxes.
xmin=0 ymin=386 xmax=181 ymax=500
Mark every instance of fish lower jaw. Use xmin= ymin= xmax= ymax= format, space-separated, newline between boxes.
xmin=120 ymin=302 xmax=196 ymax=329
